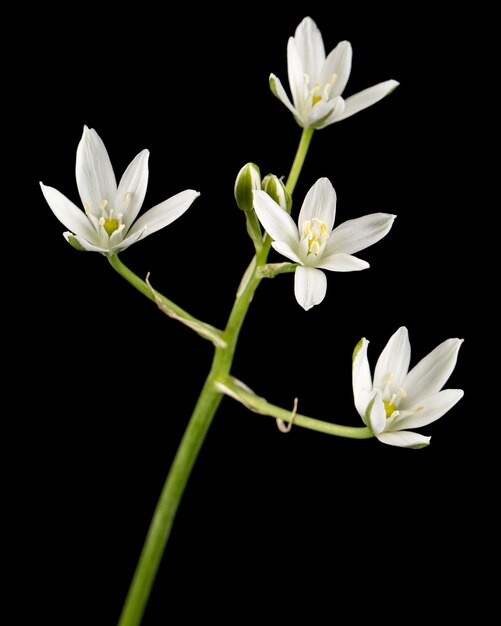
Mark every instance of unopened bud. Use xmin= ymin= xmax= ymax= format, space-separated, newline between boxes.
xmin=234 ymin=162 xmax=261 ymax=211
xmin=262 ymin=174 xmax=292 ymax=213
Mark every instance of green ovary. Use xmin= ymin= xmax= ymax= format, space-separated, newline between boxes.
xmin=384 ymin=400 xmax=397 ymax=418
xmin=103 ymin=218 xmax=119 ymax=237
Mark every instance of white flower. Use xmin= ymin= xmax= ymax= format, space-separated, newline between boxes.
xmin=40 ymin=126 xmax=200 ymax=255
xmin=270 ymin=16 xmax=399 ymax=129
xmin=352 ymin=327 xmax=464 ymax=448
xmin=253 ymin=178 xmax=395 ymax=310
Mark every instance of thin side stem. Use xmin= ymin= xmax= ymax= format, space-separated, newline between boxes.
xmin=216 ymin=377 xmax=373 ymax=439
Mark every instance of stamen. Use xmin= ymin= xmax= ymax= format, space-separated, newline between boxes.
xmin=302 ymin=218 xmax=329 ymax=256
xmin=309 ymin=240 xmax=320 ymax=255
xmin=99 ymin=199 xmax=109 ymax=210
xmin=384 ymin=373 xmax=394 ymax=386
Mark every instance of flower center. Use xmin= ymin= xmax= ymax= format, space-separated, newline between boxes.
xmin=98 ymin=200 xmax=125 ymax=238
xmin=382 ymin=373 xmax=408 ymax=418
xmin=302 ymin=218 xmax=329 ymax=256
xmin=383 ymin=400 xmax=397 ymax=418
xmin=305 ymin=73 xmax=338 ymax=106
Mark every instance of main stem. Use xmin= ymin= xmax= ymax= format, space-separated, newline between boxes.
xmin=116 ymin=128 xmax=314 ymax=626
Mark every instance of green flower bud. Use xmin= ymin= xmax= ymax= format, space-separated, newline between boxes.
xmin=234 ymin=162 xmax=261 ymax=211
xmin=262 ymin=174 xmax=292 ymax=213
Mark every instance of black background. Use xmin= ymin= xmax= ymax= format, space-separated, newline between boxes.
xmin=9 ymin=2 xmax=491 ymax=623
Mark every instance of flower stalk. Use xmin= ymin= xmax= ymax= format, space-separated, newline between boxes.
xmin=115 ymin=124 xmax=314 ymax=626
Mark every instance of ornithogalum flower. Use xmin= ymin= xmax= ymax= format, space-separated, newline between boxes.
xmin=253 ymin=177 xmax=395 ymax=310
xmin=270 ymin=16 xmax=399 ymax=129
xmin=352 ymin=327 xmax=464 ymax=448
xmin=40 ymin=126 xmax=200 ymax=255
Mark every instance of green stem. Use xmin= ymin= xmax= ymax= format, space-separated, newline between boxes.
xmin=118 ymin=376 xmax=222 ymax=626
xmin=217 ymin=377 xmax=373 ymax=439
xmin=107 ymin=255 xmax=203 ymax=326
xmin=116 ymin=126 xmax=314 ymax=626
xmin=285 ymin=127 xmax=314 ymax=194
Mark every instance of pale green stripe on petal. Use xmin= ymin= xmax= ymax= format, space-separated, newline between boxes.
xmin=63 ymin=232 xmax=108 ymax=253
xmin=110 ymin=227 xmax=147 ymax=255
xmin=367 ymin=389 xmax=386 ymax=435
xmin=352 ymin=338 xmax=372 ymax=423
xmin=269 ymin=74 xmax=301 ymax=121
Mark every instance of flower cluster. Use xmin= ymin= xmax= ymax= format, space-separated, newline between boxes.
xmin=41 ymin=16 xmax=462 ymax=449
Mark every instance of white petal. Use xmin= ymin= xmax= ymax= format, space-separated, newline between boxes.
xmin=294 ymin=266 xmax=327 ymax=310
xmin=287 ymin=38 xmax=309 ymax=116
xmin=307 ymin=97 xmax=341 ymax=128
xmin=352 ymin=338 xmax=372 ymax=422
xmin=376 ymin=430 xmax=431 ymax=448
xmin=316 ymin=97 xmax=346 ymax=129
xmin=269 ymin=74 xmax=302 ymax=124
xmin=116 ymin=149 xmax=149 ymax=229
xmin=292 ymin=17 xmax=325 ymax=84
xmin=321 ymin=40 xmax=352 ymax=97
xmin=128 ymin=190 xmax=200 ymax=238
xmin=63 ymin=232 xmax=107 ymax=253
xmin=335 ymin=80 xmax=400 ymax=122
xmin=271 ymin=241 xmax=303 ymax=264
xmin=367 ymin=389 xmax=386 ymax=435
xmin=253 ymin=190 xmax=299 ymax=249
xmin=325 ymin=213 xmax=396 ymax=256
xmin=109 ymin=227 xmax=147 ymax=254
xmin=40 ymin=183 xmax=97 ymax=241
xmin=403 ymin=338 xmax=464 ymax=406
xmin=75 ymin=126 xmax=117 ymax=214
xmin=316 ymin=252 xmax=369 ymax=272
xmin=373 ymin=327 xmax=411 ymax=393
xmin=298 ymin=178 xmax=336 ymax=233
xmin=395 ymin=389 xmax=464 ymax=430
